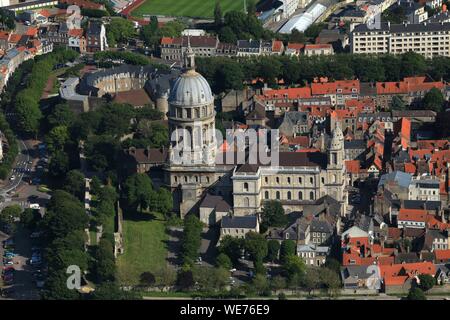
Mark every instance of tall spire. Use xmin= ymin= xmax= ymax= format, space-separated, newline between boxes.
xmin=184 ymin=35 xmax=195 ymax=71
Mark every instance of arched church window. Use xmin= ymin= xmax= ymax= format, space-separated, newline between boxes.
xmin=287 ymin=191 xmax=292 ymax=200
xmin=310 ymin=191 xmax=314 ymax=200
xmin=276 ymin=191 xmax=280 ymax=200
xmin=184 ymin=176 xmax=188 ymax=183
xmin=244 ymin=197 xmax=250 ymax=207
xmin=299 ymin=191 xmax=303 ymax=200
xmin=265 ymin=191 xmax=269 ymax=199
xmin=243 ymin=182 xmax=249 ymax=192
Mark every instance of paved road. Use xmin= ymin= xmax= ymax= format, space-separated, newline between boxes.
xmin=0 ymin=138 xmax=31 ymax=196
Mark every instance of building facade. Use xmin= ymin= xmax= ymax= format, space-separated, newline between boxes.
xmin=351 ymin=21 xmax=450 ymax=58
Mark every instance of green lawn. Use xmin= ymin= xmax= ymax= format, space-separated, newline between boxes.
xmin=131 ymin=0 xmax=245 ymax=18
xmin=116 ymin=211 xmax=168 ymax=285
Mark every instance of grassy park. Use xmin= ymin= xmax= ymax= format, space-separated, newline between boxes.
xmin=116 ymin=211 xmax=168 ymax=285
xmin=131 ymin=0 xmax=245 ymax=18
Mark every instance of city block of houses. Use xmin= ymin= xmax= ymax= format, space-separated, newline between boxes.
xmin=120 ymin=58 xmax=450 ymax=293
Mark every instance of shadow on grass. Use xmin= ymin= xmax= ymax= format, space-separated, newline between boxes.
xmin=163 ymin=228 xmax=183 ymax=266
xmin=122 ymin=210 xmax=158 ymax=222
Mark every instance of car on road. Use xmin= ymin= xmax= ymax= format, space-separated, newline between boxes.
xmin=4 ymin=260 xmax=14 ymax=265
xmin=230 ymin=268 xmax=237 ymax=273
xmin=9 ymin=175 xmax=15 ymax=181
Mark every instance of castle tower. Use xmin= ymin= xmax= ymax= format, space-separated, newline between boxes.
xmin=165 ymin=39 xmax=218 ymax=217
xmin=326 ymin=124 xmax=347 ymax=216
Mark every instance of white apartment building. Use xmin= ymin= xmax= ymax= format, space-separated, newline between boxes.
xmin=351 ymin=21 xmax=450 ymax=58
xmin=282 ymin=0 xmax=299 ymax=18
xmin=408 ymin=178 xmax=440 ymax=201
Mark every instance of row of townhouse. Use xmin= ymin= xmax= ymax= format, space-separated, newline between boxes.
xmin=253 ymin=76 xmax=445 ymax=114
xmin=159 ymin=36 xmax=335 ymax=62
xmin=38 ymin=20 xmax=108 ymax=53
xmin=0 ymin=34 xmax=53 ymax=93
xmin=340 ymin=213 xmax=450 ymax=293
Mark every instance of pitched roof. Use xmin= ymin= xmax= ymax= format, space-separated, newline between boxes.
xmin=435 ymin=250 xmax=450 ymax=261
xmin=311 ymin=79 xmax=360 ymax=95
xmin=221 ymin=215 xmax=258 ymax=229
xmin=398 ymin=208 xmax=428 ymax=222
xmin=345 ymin=160 xmax=361 ymax=174
xmin=379 ymin=262 xmax=436 ymax=286
xmin=304 ymin=43 xmax=333 ymax=50
xmin=376 ymin=76 xmax=445 ymax=95
xmin=68 ymin=28 xmax=84 ymax=37
xmin=258 ymin=87 xmax=312 ymax=100
xmin=272 ymin=40 xmax=283 ymax=52
xmin=287 ymin=42 xmax=305 ymax=52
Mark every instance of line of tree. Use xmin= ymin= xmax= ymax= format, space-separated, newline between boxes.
xmin=14 ymin=48 xmax=79 ymax=138
xmin=93 ymin=50 xmax=158 ymax=66
xmin=196 ymin=52 xmax=450 ymax=93
xmin=181 ymin=214 xmax=203 ymax=266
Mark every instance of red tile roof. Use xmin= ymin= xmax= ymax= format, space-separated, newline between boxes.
xmin=68 ymin=28 xmax=84 ymax=37
xmin=0 ymin=31 xmax=9 ymax=41
xmin=311 ymin=79 xmax=360 ymax=95
xmin=287 ymin=42 xmax=305 ymax=51
xmin=376 ymin=76 xmax=445 ymax=95
xmin=38 ymin=9 xmax=51 ymax=17
xmin=25 ymin=27 xmax=38 ymax=37
xmin=435 ymin=249 xmax=450 ymax=261
xmin=258 ymin=87 xmax=312 ymax=100
xmin=417 ymin=140 xmax=449 ymax=150
xmin=272 ymin=40 xmax=283 ymax=52
xmin=287 ymin=136 xmax=309 ymax=147
xmin=379 ymin=262 xmax=436 ymax=287
xmin=388 ymin=227 xmax=402 ymax=240
xmin=398 ymin=209 xmax=428 ymax=222
xmin=404 ymin=163 xmax=416 ymax=174
xmin=399 ymin=117 xmax=411 ymax=149
xmin=160 ymin=37 xmax=174 ymax=45
xmin=304 ymin=43 xmax=332 ymax=50
xmin=9 ymin=34 xmax=21 ymax=43
xmin=345 ymin=160 xmax=360 ymax=174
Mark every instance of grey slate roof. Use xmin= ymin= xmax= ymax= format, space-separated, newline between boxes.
xmin=310 ymin=219 xmax=333 ymax=234
xmin=402 ymin=200 xmax=441 ymax=211
xmin=344 ymin=139 xmax=366 ymax=150
xmin=237 ymin=39 xmax=261 ymax=49
xmin=353 ymin=21 xmax=450 ymax=33
xmin=278 ymin=111 xmax=309 ymax=136
xmin=221 ymin=215 xmax=258 ymax=229
xmin=378 ymin=171 xmax=412 ymax=189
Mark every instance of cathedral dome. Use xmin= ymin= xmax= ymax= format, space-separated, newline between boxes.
xmin=169 ymin=69 xmax=213 ymax=107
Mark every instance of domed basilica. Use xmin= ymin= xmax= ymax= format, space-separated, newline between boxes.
xmin=163 ymin=41 xmax=348 ymax=222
